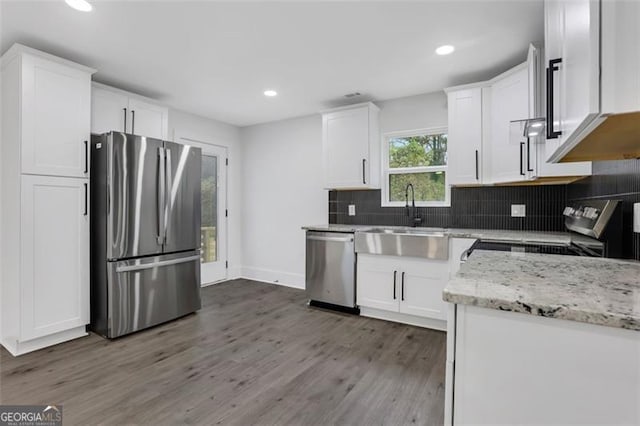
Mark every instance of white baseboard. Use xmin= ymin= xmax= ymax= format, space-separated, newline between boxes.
xmin=228 ymin=266 xmax=242 ymax=280
xmin=240 ymin=266 xmax=304 ymax=289
xmin=360 ymin=307 xmax=447 ymax=331
xmin=1 ymin=326 xmax=88 ymax=357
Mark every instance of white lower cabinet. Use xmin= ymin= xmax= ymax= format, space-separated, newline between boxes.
xmin=397 ymin=258 xmax=449 ymax=320
xmin=448 ymin=305 xmax=640 ymax=425
xmin=356 ymin=255 xmax=399 ymax=312
xmin=20 ymin=175 xmax=90 ymax=343
xmin=357 ymin=253 xmax=450 ymax=328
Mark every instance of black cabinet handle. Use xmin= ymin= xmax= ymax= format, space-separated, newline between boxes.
xmin=520 ymin=142 xmax=526 ymax=176
xmin=393 ymin=270 xmax=397 ymax=300
xmin=401 ymin=272 xmax=405 ymax=301
xmin=84 ymin=183 xmax=88 ymax=216
xmin=84 ymin=140 xmax=88 ymax=174
xmin=362 ymin=158 xmax=366 ymax=185
xmin=546 ymin=58 xmax=562 ymax=139
xmin=123 ymin=108 xmax=127 ymax=132
xmin=475 ymin=150 xmax=479 ymax=180
xmin=131 ymin=110 xmax=135 ymax=135
xmin=526 ymin=137 xmax=534 ymax=172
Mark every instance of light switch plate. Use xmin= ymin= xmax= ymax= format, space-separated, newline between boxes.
xmin=634 ymin=203 xmax=640 ymax=233
xmin=511 ymin=204 xmax=526 ymax=217
xmin=348 ymin=204 xmax=356 ymax=216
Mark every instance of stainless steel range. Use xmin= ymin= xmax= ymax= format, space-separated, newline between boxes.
xmin=466 ymin=200 xmax=622 ymax=259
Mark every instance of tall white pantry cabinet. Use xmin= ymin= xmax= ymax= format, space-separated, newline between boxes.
xmin=1 ymin=44 xmax=95 ymax=356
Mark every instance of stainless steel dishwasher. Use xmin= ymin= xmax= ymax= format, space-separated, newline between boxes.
xmin=305 ymin=231 xmax=358 ymax=313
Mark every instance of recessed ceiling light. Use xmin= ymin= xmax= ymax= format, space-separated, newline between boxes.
xmin=65 ymin=0 xmax=92 ymax=12
xmin=264 ymin=90 xmax=278 ymax=97
xmin=435 ymin=45 xmax=455 ymax=56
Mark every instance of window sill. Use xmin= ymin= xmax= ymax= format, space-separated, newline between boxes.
xmin=381 ymin=202 xmax=450 ymax=208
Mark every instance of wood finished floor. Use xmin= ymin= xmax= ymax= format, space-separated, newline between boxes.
xmin=0 ymin=279 xmax=446 ymax=425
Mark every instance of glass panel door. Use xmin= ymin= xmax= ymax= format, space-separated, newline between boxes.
xmin=174 ymin=134 xmax=227 ymax=285
xmin=198 ymin=145 xmax=227 ymax=284
xmin=201 ymin=155 xmax=218 ymax=263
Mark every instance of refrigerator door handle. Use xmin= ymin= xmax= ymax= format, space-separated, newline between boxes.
xmin=115 ymin=254 xmax=201 ymax=273
xmin=164 ymin=148 xmax=173 ymax=244
xmin=157 ymin=147 xmax=165 ymax=245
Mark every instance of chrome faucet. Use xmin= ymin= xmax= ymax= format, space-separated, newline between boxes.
xmin=405 ymin=183 xmax=422 ymax=227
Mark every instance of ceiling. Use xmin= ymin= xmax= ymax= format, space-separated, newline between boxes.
xmin=1 ymin=0 xmax=544 ymax=127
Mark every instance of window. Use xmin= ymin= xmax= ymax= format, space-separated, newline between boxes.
xmin=382 ymin=128 xmax=449 ymax=207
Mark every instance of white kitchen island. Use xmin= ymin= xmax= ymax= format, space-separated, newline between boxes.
xmin=443 ymin=250 xmax=640 ymax=425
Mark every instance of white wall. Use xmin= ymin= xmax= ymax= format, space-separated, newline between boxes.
xmin=240 ymin=115 xmax=326 ymax=288
xmin=239 ymin=91 xmax=447 ymax=288
xmin=168 ymin=109 xmax=243 ymax=279
xmin=378 ymin=91 xmax=448 ymax=134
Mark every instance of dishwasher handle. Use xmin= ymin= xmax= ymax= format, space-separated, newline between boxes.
xmin=307 ymin=235 xmax=354 ymax=243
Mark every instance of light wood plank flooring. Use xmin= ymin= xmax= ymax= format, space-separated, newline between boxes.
xmin=0 ymin=279 xmax=446 ymax=425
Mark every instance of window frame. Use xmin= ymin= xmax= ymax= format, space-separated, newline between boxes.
xmin=381 ymin=127 xmax=450 ymax=208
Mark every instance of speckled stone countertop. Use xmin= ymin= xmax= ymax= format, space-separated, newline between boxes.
xmin=443 ymin=250 xmax=640 ymax=331
xmin=302 ymin=225 xmax=594 ymax=246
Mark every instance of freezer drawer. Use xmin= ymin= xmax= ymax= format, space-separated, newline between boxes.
xmin=100 ymin=250 xmax=201 ymax=338
xmin=305 ymin=231 xmax=356 ymax=308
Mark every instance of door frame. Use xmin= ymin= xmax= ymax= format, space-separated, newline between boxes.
xmin=173 ymin=131 xmax=228 ymax=286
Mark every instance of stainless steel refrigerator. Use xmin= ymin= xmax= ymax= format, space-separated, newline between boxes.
xmin=90 ymin=132 xmax=202 ymax=338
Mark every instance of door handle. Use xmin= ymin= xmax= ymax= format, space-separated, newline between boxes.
xmin=164 ymin=148 xmax=173 ymax=244
xmin=84 ymin=183 xmax=88 ymax=216
xmin=393 ymin=270 xmax=397 ymax=300
xmin=116 ymin=254 xmax=200 ymax=273
xmin=526 ymin=137 xmax=534 ymax=172
xmin=401 ymin=272 xmax=405 ymax=301
xmin=362 ymin=158 xmax=367 ymax=185
xmin=520 ymin=142 xmax=526 ymax=176
xmin=123 ymin=108 xmax=127 ymax=132
xmin=131 ymin=110 xmax=135 ymax=135
xmin=306 ymin=235 xmax=354 ymax=243
xmin=546 ymin=58 xmax=562 ymax=139
xmin=157 ymin=147 xmax=165 ymax=244
xmin=475 ymin=150 xmax=479 ymax=180
xmin=84 ymin=140 xmax=89 ymax=174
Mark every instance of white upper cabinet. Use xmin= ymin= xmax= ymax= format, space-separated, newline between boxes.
xmin=486 ymin=65 xmax=530 ymax=183
xmin=322 ymin=102 xmax=380 ymax=189
xmin=446 ymin=87 xmax=483 ymax=186
xmin=127 ymin=98 xmax=168 ymax=140
xmin=91 ymin=83 xmax=169 ymax=140
xmin=544 ymin=0 xmax=640 ymax=162
xmin=544 ymin=0 xmax=600 ymax=161
xmin=91 ymin=87 xmax=128 ymax=134
xmin=20 ymin=175 xmax=89 ymax=341
xmin=13 ymin=48 xmax=94 ymax=178
xmin=445 ymin=43 xmax=591 ymax=185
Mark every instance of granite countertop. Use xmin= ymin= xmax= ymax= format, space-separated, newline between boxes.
xmin=302 ymin=224 xmax=589 ymax=246
xmin=443 ymin=250 xmax=640 ymax=331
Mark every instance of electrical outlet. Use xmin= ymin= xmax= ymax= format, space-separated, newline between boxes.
xmin=348 ymin=204 xmax=356 ymax=216
xmin=511 ymin=204 xmax=526 ymax=217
